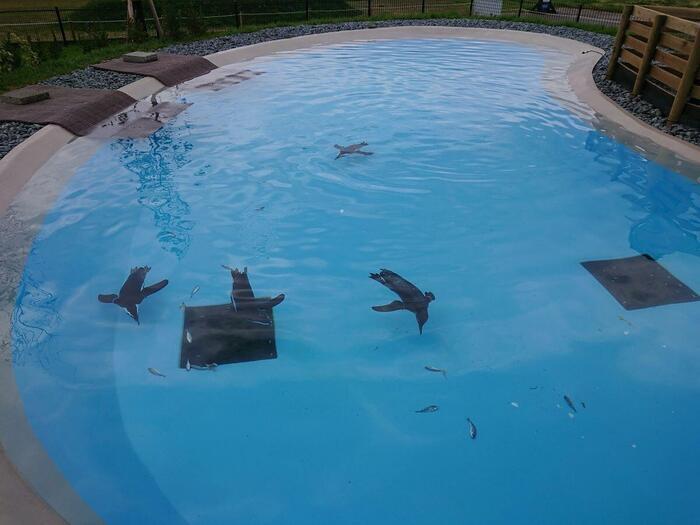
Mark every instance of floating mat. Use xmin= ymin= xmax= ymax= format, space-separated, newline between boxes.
xmin=581 ymin=254 xmax=700 ymax=310
xmin=180 ymin=303 xmax=278 ymax=368
xmin=0 ymin=86 xmax=135 ymax=135
xmin=94 ymin=53 xmax=216 ymax=87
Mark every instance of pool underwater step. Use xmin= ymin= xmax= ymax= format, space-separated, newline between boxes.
xmin=581 ymin=254 xmax=700 ymax=310
xmin=180 ymin=303 xmax=278 ymax=368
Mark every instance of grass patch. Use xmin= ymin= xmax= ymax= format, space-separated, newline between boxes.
xmin=1 ymin=12 xmax=616 ymax=93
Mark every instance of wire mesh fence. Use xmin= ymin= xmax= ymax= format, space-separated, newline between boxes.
xmin=0 ymin=0 xmax=621 ymax=43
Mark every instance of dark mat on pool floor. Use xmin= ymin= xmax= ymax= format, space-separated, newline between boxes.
xmin=0 ymin=85 xmax=135 ymax=135
xmin=180 ymin=303 xmax=278 ymax=368
xmin=581 ymin=254 xmax=700 ymax=310
xmin=94 ymin=53 xmax=216 ymax=87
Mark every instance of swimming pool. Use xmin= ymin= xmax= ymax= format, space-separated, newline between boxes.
xmin=7 ymin=37 xmax=700 ymax=524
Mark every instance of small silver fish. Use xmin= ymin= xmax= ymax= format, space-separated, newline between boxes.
xmin=186 ymin=330 xmax=192 ymax=344
xmin=424 ymin=365 xmax=447 ymax=378
xmin=190 ymin=285 xmax=200 ymax=298
xmin=581 ymin=401 xmax=586 ymax=409
xmin=564 ymin=395 xmax=577 ymax=413
xmin=255 ymin=206 xmax=265 ymax=211
xmin=148 ymin=367 xmax=166 ymax=377
xmin=467 ymin=418 xmax=477 ymax=440
xmin=415 ymin=405 xmax=439 ymax=413
xmin=186 ymin=359 xmax=191 ymax=371
xmin=179 ymin=302 xmax=186 ymax=311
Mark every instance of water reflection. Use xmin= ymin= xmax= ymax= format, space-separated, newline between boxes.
xmin=11 ymin=271 xmax=61 ymax=368
xmin=114 ymin=128 xmax=195 ymax=259
xmin=585 ymin=131 xmax=700 ymax=259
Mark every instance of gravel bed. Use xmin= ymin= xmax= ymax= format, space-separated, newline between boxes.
xmin=40 ymin=67 xmax=141 ymax=90
xmin=0 ymin=121 xmax=43 ymax=159
xmin=1 ymin=18 xmax=698 ymax=161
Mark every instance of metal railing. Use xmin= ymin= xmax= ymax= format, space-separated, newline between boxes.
xmin=0 ymin=0 xmax=621 ymax=44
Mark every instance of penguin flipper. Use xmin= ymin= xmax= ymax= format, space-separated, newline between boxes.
xmin=372 ymin=300 xmax=405 ymax=312
xmin=142 ymin=279 xmax=168 ymax=298
xmin=98 ymin=294 xmax=118 ymax=303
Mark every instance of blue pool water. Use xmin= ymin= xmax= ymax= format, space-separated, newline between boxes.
xmin=11 ymin=39 xmax=700 ymax=524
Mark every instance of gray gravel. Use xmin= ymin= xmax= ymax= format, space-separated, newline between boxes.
xmin=40 ymin=67 xmax=141 ymax=90
xmin=0 ymin=121 xmax=43 ymax=159
xmin=1 ymin=18 xmax=697 ymax=161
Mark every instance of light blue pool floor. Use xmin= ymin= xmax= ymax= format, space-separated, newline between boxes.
xmin=11 ymin=39 xmax=700 ymax=524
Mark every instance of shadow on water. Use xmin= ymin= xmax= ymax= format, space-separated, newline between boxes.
xmin=585 ymin=131 xmax=700 ymax=259
xmin=113 ymin=128 xmax=195 ymax=259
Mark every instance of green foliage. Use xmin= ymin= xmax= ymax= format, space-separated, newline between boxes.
xmin=182 ymin=1 xmax=207 ymax=36
xmin=80 ymin=23 xmax=110 ymax=52
xmin=161 ymin=0 xmax=185 ymax=39
xmin=0 ymin=33 xmax=40 ymax=72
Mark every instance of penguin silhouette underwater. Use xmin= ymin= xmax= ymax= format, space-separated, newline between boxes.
xmin=98 ymin=266 xmax=168 ymax=324
xmin=370 ymin=269 xmax=435 ymax=334
xmin=222 ymin=265 xmax=285 ymax=315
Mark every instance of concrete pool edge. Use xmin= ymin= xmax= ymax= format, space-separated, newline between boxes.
xmin=0 ymin=27 xmax=698 ymax=525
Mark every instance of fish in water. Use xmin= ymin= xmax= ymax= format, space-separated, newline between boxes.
xmin=185 ymin=359 xmax=191 ymax=371
xmin=190 ymin=285 xmax=200 ymax=298
xmin=425 ymin=365 xmax=447 ymax=378
xmin=179 ymin=302 xmax=186 ymax=311
xmin=564 ymin=395 xmax=577 ymax=413
xmin=98 ymin=266 xmax=169 ymax=324
xmin=370 ymin=269 xmax=435 ymax=334
xmin=185 ymin=329 xmax=193 ymax=344
xmin=334 ymin=141 xmax=373 ymax=159
xmin=255 ymin=206 xmax=265 ymax=211
xmin=467 ymin=418 xmax=477 ymax=440
xmin=581 ymin=401 xmax=586 ymax=409
xmin=415 ymin=405 xmax=439 ymax=413
xmin=148 ymin=367 xmax=166 ymax=377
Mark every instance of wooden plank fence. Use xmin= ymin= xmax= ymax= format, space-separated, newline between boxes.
xmin=607 ymin=5 xmax=700 ymax=124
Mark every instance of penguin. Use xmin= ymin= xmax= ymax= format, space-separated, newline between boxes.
xmin=370 ymin=269 xmax=435 ymax=334
xmin=221 ymin=265 xmax=285 ymax=313
xmin=98 ymin=266 xmax=168 ymax=324
xmin=334 ymin=141 xmax=373 ymax=159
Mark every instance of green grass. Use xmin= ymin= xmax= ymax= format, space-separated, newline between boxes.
xmin=0 ymin=0 xmax=91 ymax=9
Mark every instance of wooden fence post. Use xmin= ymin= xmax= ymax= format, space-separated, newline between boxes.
xmin=368 ymin=0 xmax=372 ymax=17
xmin=54 ymin=6 xmax=67 ymax=44
xmin=146 ymin=0 xmax=162 ymax=39
xmin=518 ymin=0 xmax=524 ymax=18
xmin=668 ymin=27 xmax=700 ymax=123
xmin=632 ymin=14 xmax=666 ymax=95
xmin=606 ymin=5 xmax=633 ymax=80
xmin=305 ymin=0 xmax=309 ymax=20
xmin=576 ymin=4 xmax=583 ymax=23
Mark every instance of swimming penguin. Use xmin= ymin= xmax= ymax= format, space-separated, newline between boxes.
xmin=334 ymin=142 xmax=373 ymax=159
xmin=98 ymin=266 xmax=168 ymax=324
xmin=369 ymin=269 xmax=435 ymax=334
xmin=221 ymin=265 xmax=285 ymax=313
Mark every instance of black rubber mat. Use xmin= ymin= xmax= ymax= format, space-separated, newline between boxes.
xmin=581 ymin=254 xmax=700 ymax=310
xmin=180 ymin=303 xmax=278 ymax=368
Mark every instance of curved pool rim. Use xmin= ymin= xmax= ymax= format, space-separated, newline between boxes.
xmin=0 ymin=27 xmax=698 ymax=525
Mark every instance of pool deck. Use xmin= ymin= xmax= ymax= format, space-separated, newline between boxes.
xmin=0 ymin=26 xmax=698 ymax=525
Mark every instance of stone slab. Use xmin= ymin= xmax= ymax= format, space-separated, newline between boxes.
xmin=123 ymin=51 xmax=158 ymax=63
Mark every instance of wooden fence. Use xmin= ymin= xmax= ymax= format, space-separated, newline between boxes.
xmin=607 ymin=5 xmax=700 ymax=124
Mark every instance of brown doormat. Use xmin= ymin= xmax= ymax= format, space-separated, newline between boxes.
xmin=93 ymin=53 xmax=216 ymax=87
xmin=0 ymin=86 xmax=135 ymax=136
